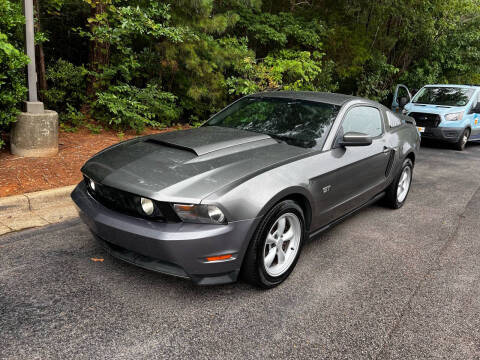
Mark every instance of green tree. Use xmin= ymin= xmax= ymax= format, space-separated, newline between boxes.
xmin=77 ymin=0 xmax=187 ymax=131
xmin=6 ymin=0 xmax=480 ymax=136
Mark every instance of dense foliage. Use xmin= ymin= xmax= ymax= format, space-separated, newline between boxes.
xmin=1 ymin=0 xmax=480 ymax=143
xmin=0 ymin=0 xmax=28 ymax=148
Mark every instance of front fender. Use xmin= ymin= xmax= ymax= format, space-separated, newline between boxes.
xmin=255 ymin=186 xmax=314 ymax=219
xmin=201 ymin=165 xmax=314 ymax=222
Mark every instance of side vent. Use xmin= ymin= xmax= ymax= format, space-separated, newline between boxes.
xmin=385 ymin=150 xmax=396 ymax=177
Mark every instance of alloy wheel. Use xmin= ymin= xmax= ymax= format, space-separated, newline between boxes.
xmin=397 ymin=166 xmax=412 ymax=203
xmin=263 ymin=213 xmax=301 ymax=277
xmin=461 ymin=131 xmax=469 ymax=147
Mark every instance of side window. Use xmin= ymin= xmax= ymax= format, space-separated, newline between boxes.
xmin=397 ymin=86 xmax=410 ymax=102
xmin=471 ymin=92 xmax=480 ymax=114
xmin=341 ymin=106 xmax=383 ymax=137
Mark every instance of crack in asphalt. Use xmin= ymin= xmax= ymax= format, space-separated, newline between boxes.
xmin=374 ymin=183 xmax=480 ymax=360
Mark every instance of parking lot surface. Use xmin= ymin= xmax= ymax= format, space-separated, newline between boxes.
xmin=1 ymin=141 xmax=480 ymax=359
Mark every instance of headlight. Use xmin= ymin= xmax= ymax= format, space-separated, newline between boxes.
xmin=173 ymin=204 xmax=227 ymax=224
xmin=140 ymin=197 xmax=154 ymax=216
xmin=445 ymin=112 xmax=464 ymax=122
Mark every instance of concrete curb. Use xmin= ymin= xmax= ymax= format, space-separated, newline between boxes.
xmin=0 ymin=185 xmax=78 ymax=235
xmin=27 ymin=185 xmax=76 ymax=210
xmin=0 ymin=185 xmax=75 ymax=215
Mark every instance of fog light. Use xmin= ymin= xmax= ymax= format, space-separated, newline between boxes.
xmin=206 ymin=254 xmax=232 ymax=262
xmin=140 ymin=197 xmax=154 ymax=215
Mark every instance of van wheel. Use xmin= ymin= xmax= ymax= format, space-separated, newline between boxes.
xmin=384 ymin=158 xmax=413 ymax=209
xmin=241 ymin=200 xmax=305 ymax=289
xmin=454 ymin=128 xmax=470 ymax=151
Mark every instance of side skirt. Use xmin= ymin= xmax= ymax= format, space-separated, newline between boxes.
xmin=308 ymin=191 xmax=386 ymax=241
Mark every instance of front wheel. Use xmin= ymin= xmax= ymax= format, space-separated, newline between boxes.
xmin=453 ymin=128 xmax=470 ymax=151
xmin=384 ymin=158 xmax=413 ymax=209
xmin=241 ymin=200 xmax=305 ymax=288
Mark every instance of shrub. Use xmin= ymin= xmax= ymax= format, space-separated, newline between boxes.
xmin=93 ymin=83 xmax=180 ymax=132
xmin=42 ymin=58 xmax=87 ymax=123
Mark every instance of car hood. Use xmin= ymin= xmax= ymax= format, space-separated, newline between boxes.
xmin=405 ymin=103 xmax=466 ymax=116
xmin=82 ymin=126 xmax=312 ymax=203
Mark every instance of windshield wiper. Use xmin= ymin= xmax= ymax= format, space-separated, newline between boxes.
xmin=265 ymin=133 xmax=290 ymax=143
xmin=265 ymin=133 xmax=316 ymax=148
xmin=239 ymin=129 xmax=290 ymax=143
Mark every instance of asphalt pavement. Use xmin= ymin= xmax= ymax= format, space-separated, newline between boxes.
xmin=1 ymin=141 xmax=480 ymax=359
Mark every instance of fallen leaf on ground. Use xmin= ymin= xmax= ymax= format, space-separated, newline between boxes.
xmin=90 ymin=258 xmax=104 ymax=262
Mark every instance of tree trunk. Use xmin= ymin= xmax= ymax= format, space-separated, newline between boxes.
xmin=86 ymin=0 xmax=110 ymax=98
xmin=33 ymin=0 xmax=47 ymax=100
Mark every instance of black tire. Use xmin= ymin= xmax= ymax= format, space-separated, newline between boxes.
xmin=384 ymin=158 xmax=413 ymax=209
xmin=453 ymin=128 xmax=470 ymax=151
xmin=241 ymin=200 xmax=306 ymax=289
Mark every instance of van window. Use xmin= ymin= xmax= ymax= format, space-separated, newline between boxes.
xmin=412 ymin=87 xmax=474 ymax=106
xmin=470 ymin=92 xmax=480 ymax=112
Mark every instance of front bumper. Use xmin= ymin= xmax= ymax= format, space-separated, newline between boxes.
xmin=419 ymin=126 xmax=464 ymax=143
xmin=71 ymin=182 xmax=259 ymax=285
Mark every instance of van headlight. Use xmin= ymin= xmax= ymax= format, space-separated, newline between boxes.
xmin=445 ymin=112 xmax=464 ymax=122
xmin=173 ymin=204 xmax=227 ymax=224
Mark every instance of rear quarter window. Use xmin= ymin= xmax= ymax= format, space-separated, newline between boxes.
xmin=386 ymin=111 xmax=402 ymax=128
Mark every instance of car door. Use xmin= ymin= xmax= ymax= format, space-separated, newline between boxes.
xmin=392 ymin=84 xmax=412 ymax=113
xmin=469 ymin=91 xmax=480 ymax=140
xmin=317 ymin=105 xmax=392 ymax=224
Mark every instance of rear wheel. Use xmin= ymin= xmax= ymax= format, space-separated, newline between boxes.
xmin=241 ymin=200 xmax=305 ymax=288
xmin=384 ymin=158 xmax=413 ymax=209
xmin=454 ymin=128 xmax=470 ymax=151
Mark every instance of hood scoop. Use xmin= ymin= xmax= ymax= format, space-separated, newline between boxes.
xmin=144 ymin=138 xmax=199 ymax=156
xmin=146 ymin=126 xmax=271 ymax=156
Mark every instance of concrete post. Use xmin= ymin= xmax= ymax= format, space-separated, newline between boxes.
xmin=10 ymin=0 xmax=58 ymax=157
xmin=24 ymin=0 xmax=37 ymax=103
xmin=10 ymin=111 xmax=59 ymax=157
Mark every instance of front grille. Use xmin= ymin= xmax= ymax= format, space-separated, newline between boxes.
xmin=409 ymin=112 xmax=441 ymax=128
xmin=84 ymin=177 xmax=178 ymax=221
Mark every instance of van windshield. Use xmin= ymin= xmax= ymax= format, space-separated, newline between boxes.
xmin=412 ymin=87 xmax=474 ymax=107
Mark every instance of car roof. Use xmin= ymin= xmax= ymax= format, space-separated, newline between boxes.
xmin=248 ymin=91 xmax=364 ymax=106
xmin=424 ymin=84 xmax=480 ymax=89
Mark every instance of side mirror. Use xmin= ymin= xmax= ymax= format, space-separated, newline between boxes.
xmin=339 ymin=132 xmax=372 ymax=147
xmin=398 ymin=96 xmax=408 ymax=108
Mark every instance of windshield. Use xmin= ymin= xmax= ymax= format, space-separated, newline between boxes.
xmin=412 ymin=87 xmax=474 ymax=106
xmin=204 ymin=97 xmax=340 ymax=148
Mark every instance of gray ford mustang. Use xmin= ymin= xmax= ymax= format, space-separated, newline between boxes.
xmin=72 ymin=91 xmax=420 ymax=288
